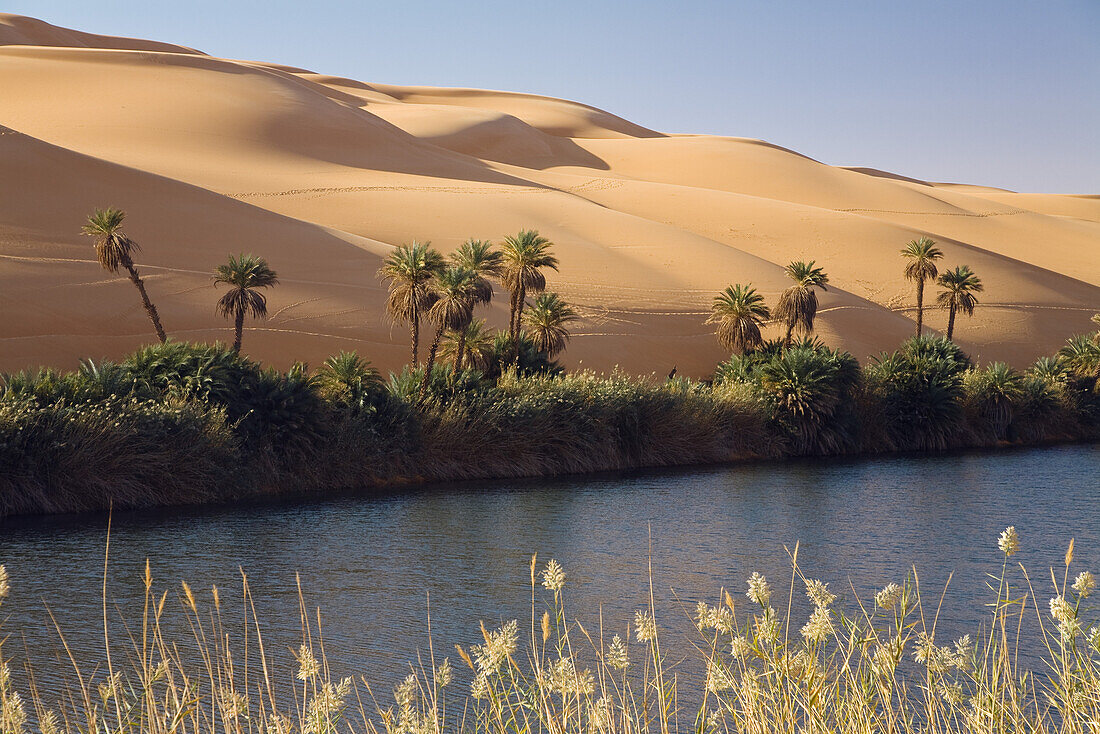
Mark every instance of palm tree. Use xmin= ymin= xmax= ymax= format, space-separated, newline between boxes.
xmin=213 ymin=254 xmax=279 ymax=353
xmin=441 ymin=318 xmax=496 ymax=372
xmin=421 ymin=266 xmax=478 ymax=395
xmin=706 ymin=284 xmax=770 ymax=355
xmin=523 ymin=292 xmax=577 ymax=358
xmin=775 ymin=260 xmax=829 ymax=346
xmin=500 ymin=230 xmax=559 ymax=342
xmin=378 ymin=242 xmax=445 ymax=365
xmin=1091 ymin=313 xmax=1100 ymax=342
xmin=451 ymin=239 xmax=503 ymax=307
xmin=901 ymin=236 xmax=944 ymax=337
xmin=936 ymin=265 xmax=983 ymax=341
xmin=316 ymin=351 xmax=382 ymax=411
xmin=81 ymin=208 xmax=168 ymax=343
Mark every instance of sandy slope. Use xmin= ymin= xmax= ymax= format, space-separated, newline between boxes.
xmin=1 ymin=14 xmax=1097 ymax=376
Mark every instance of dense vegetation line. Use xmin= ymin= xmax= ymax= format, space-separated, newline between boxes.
xmin=1 ymin=526 xmax=1099 ymax=732
xmin=0 ymin=215 xmax=1097 ymax=517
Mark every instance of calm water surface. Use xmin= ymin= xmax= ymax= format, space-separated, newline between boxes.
xmin=0 ymin=444 xmax=1097 ymax=692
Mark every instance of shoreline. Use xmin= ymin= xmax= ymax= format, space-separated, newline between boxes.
xmin=2 ymin=336 xmax=1098 ymax=520
xmin=1 ymin=432 xmax=1095 ymax=525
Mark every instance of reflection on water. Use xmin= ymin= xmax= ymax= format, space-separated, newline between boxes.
xmin=0 ymin=444 xmax=1097 ymax=692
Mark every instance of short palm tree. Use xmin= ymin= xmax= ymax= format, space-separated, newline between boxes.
xmin=378 ymin=242 xmax=445 ymax=366
xmin=500 ymin=230 xmax=559 ymax=341
xmin=1091 ymin=313 xmax=1100 ymax=342
xmin=421 ymin=266 xmax=478 ymax=395
xmin=936 ymin=265 xmax=983 ymax=341
xmin=213 ymin=254 xmax=279 ymax=353
xmin=523 ymin=292 xmax=577 ymax=358
xmin=775 ymin=260 xmax=829 ymax=346
xmin=451 ymin=239 xmax=503 ymax=307
xmin=706 ymin=284 xmax=770 ymax=355
xmin=441 ymin=318 xmax=496 ymax=372
xmin=316 ymin=351 xmax=382 ymax=411
xmin=81 ymin=208 xmax=168 ymax=343
xmin=901 ymin=236 xmax=944 ymax=337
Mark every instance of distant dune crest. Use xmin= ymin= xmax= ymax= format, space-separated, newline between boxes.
xmin=0 ymin=14 xmax=1097 ymax=374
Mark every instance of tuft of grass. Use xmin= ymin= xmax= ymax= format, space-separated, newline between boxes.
xmin=1 ymin=527 xmax=1099 ymax=733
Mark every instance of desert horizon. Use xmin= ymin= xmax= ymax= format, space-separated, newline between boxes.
xmin=2 ymin=13 xmax=1097 ymax=377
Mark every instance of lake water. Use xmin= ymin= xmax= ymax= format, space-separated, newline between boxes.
xmin=0 ymin=444 xmax=1097 ymax=696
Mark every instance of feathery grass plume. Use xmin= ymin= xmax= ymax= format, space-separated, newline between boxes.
xmin=541 ymin=559 xmax=566 ymax=592
xmin=0 ymin=566 xmax=8 ymax=600
xmin=804 ymin=578 xmax=836 ymax=608
xmin=999 ymin=525 xmax=1020 ymax=556
xmin=1073 ymin=571 xmax=1095 ymax=598
xmin=746 ymin=571 xmax=771 ymax=606
xmin=295 ymin=644 xmax=320 ymax=681
xmin=875 ymin=582 xmax=903 ymax=610
xmin=800 ymin=605 xmax=834 ymax=643
xmin=633 ymin=610 xmax=656 ymax=643
xmin=606 ymin=634 xmax=629 ymax=669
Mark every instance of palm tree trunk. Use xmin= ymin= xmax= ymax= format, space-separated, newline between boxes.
xmin=507 ymin=289 xmax=519 ymax=341
xmin=233 ymin=308 xmax=245 ymax=353
xmin=784 ymin=321 xmax=793 ymax=348
xmin=915 ymin=279 xmax=924 ymax=337
xmin=946 ymin=303 xmax=957 ymax=341
xmin=411 ymin=306 xmax=420 ymax=366
xmin=515 ymin=282 xmax=527 ymax=335
xmin=420 ymin=323 xmax=444 ymax=397
xmin=122 ymin=260 xmax=167 ymax=343
xmin=454 ymin=328 xmax=467 ymax=372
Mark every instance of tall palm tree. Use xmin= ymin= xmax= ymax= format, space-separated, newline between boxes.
xmin=451 ymin=239 xmax=503 ymax=307
xmin=706 ymin=284 xmax=770 ymax=355
xmin=441 ymin=318 xmax=496 ymax=372
xmin=213 ymin=254 xmax=279 ymax=353
xmin=523 ymin=292 xmax=577 ymax=358
xmin=901 ymin=236 xmax=944 ymax=337
xmin=500 ymin=230 xmax=559 ymax=341
xmin=378 ymin=242 xmax=445 ymax=365
xmin=775 ymin=260 xmax=829 ymax=346
xmin=936 ymin=265 xmax=983 ymax=341
xmin=421 ymin=266 xmax=478 ymax=395
xmin=81 ymin=208 xmax=167 ymax=343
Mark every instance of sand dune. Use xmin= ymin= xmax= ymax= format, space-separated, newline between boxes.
xmin=0 ymin=14 xmax=1096 ymax=376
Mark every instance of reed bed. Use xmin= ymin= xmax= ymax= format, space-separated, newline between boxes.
xmin=1 ymin=527 xmax=1098 ymax=734
xmin=0 ymin=332 xmax=1097 ymax=518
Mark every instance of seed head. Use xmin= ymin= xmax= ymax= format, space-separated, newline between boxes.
xmin=295 ymin=645 xmax=321 ymax=682
xmin=800 ymin=606 xmax=833 ymax=644
xmin=804 ymin=579 xmax=836 ymax=608
xmin=541 ymin=560 xmax=566 ymax=593
xmin=1073 ymin=571 xmax=1095 ymax=599
xmin=0 ymin=566 xmax=9 ymax=600
xmin=998 ymin=526 xmax=1019 ymax=557
xmin=746 ymin=572 xmax=771 ymax=607
xmin=875 ymin=583 xmax=903 ymax=610
xmin=633 ymin=610 xmax=657 ymax=643
xmin=606 ymin=634 xmax=630 ymax=670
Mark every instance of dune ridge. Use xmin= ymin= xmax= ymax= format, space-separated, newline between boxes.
xmin=1 ymin=13 xmax=1097 ymax=376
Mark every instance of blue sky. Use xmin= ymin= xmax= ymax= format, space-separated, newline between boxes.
xmin=11 ymin=0 xmax=1100 ymax=192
